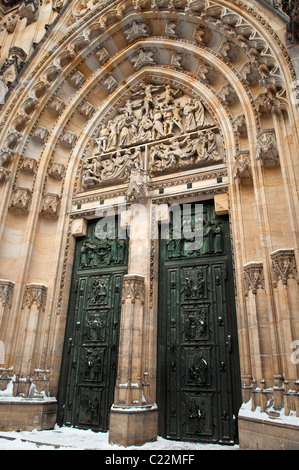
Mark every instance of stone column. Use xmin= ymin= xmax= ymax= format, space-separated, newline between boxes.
xmin=109 ymin=201 xmax=159 ymax=447
xmin=270 ymin=249 xmax=299 ymax=410
xmin=0 ymin=280 xmax=15 ymax=381
xmin=16 ymin=283 xmax=47 ymax=395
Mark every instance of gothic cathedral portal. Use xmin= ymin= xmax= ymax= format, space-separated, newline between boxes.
xmin=157 ymin=201 xmax=241 ymax=444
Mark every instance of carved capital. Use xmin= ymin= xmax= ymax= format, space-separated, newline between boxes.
xmin=122 ymin=275 xmax=145 ymax=305
xmin=22 ymin=283 xmax=47 ymax=310
xmin=9 ymin=187 xmax=32 ymax=215
xmin=256 ymin=129 xmax=280 ymax=167
xmin=270 ymin=249 xmax=298 ymax=288
xmin=233 ymin=151 xmax=252 ymax=185
xmin=0 ymin=280 xmax=15 ymax=307
xmin=243 ymin=262 xmax=264 ymax=296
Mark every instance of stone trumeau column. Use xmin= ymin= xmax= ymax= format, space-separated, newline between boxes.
xmin=109 ymin=201 xmax=160 ymax=447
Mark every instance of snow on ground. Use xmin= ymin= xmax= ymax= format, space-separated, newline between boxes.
xmin=0 ymin=425 xmax=239 ymax=451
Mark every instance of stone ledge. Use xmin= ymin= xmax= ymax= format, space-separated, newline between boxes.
xmin=0 ymin=400 xmax=57 ymax=431
xmin=238 ymin=415 xmax=299 ymax=450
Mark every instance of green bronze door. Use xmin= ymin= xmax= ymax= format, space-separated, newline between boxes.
xmin=157 ymin=201 xmax=241 ymax=444
xmin=57 ymin=218 xmax=128 ymax=431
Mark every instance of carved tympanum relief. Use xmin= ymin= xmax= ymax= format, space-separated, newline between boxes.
xmin=81 ymin=82 xmax=223 ymax=190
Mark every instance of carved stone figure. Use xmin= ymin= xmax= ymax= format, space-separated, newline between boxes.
xmin=127 ymin=168 xmax=148 ymax=203
xmin=95 ymin=124 xmax=109 ymax=153
xmin=184 ymin=97 xmax=205 ymax=131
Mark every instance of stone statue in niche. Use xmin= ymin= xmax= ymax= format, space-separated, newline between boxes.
xmin=81 ymin=82 xmax=220 ymax=189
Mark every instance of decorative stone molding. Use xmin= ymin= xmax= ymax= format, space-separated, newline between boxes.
xmin=48 ymin=97 xmax=65 ymax=116
xmin=171 ymin=53 xmax=183 ymax=69
xmin=121 ymin=275 xmax=145 ymax=305
xmin=234 ymin=114 xmax=247 ymax=138
xmin=240 ymin=63 xmax=260 ymax=86
xmin=165 ymin=21 xmax=178 ymax=38
xmin=22 ymin=283 xmax=47 ymax=310
xmin=69 ymin=71 xmax=86 ymax=89
xmin=9 ymin=187 xmax=32 ymax=215
xmin=0 ymin=280 xmax=15 ymax=307
xmin=219 ymin=84 xmax=238 ymax=105
xmin=270 ymin=249 xmax=298 ymax=288
xmin=124 ymin=20 xmax=149 ymax=43
xmin=233 ymin=151 xmax=252 ymax=185
xmin=130 ymin=49 xmax=155 ymax=70
xmin=18 ymin=0 xmax=39 ymax=25
xmin=0 ymin=167 xmax=11 ymax=184
xmin=95 ymin=47 xmax=109 ymax=64
xmin=48 ymin=162 xmax=65 ymax=180
xmin=101 ymin=75 xmax=117 ymax=93
xmin=0 ymin=148 xmax=15 ymax=167
xmin=32 ymin=126 xmax=49 ymax=144
xmin=77 ymin=101 xmax=95 ymax=119
xmin=40 ymin=193 xmax=61 ymax=220
xmin=219 ymin=41 xmax=239 ymax=62
xmin=243 ymin=262 xmax=264 ymax=296
xmin=59 ymin=130 xmax=77 ymax=148
xmin=197 ymin=63 xmax=216 ymax=83
xmin=19 ymin=157 xmax=37 ymax=174
xmin=256 ymin=129 xmax=280 ymax=167
xmin=193 ymin=26 xmax=212 ymax=45
xmin=1 ymin=13 xmax=18 ymax=34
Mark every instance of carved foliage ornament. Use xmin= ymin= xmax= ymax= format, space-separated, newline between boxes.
xmin=122 ymin=275 xmax=145 ymax=305
xmin=22 ymin=283 xmax=47 ymax=310
xmin=233 ymin=151 xmax=252 ymax=185
xmin=256 ymin=129 xmax=280 ymax=167
xmin=270 ymin=249 xmax=298 ymax=288
xmin=0 ymin=280 xmax=15 ymax=307
xmin=243 ymin=262 xmax=264 ymax=296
